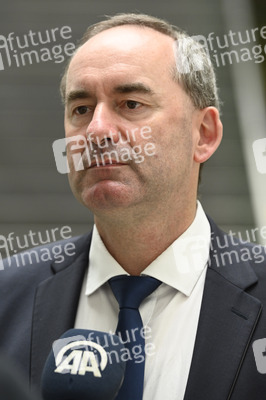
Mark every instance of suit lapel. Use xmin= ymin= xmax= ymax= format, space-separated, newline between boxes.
xmin=30 ymin=232 xmax=92 ymax=389
xmin=184 ymin=220 xmax=262 ymax=400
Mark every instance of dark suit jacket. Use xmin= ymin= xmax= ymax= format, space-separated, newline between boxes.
xmin=0 ymin=352 xmax=41 ymax=400
xmin=0 ymin=219 xmax=266 ymax=399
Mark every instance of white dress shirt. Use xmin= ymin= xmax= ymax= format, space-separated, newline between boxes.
xmin=75 ymin=201 xmax=211 ymax=400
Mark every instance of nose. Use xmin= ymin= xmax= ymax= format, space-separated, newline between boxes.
xmin=86 ymin=103 xmax=120 ymax=145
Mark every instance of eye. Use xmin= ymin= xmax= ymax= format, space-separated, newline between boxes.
xmin=125 ymin=100 xmax=142 ymax=110
xmin=74 ymin=105 xmax=89 ymax=115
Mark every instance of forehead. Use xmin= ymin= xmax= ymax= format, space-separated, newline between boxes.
xmin=66 ymin=26 xmax=176 ymax=90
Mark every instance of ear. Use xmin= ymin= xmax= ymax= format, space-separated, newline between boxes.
xmin=193 ymin=107 xmax=223 ymax=163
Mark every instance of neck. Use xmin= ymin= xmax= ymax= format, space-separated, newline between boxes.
xmin=94 ymin=200 xmax=197 ymax=275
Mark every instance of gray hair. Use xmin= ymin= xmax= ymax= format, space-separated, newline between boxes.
xmin=60 ymin=13 xmax=220 ymax=112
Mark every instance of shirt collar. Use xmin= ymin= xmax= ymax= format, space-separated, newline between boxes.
xmin=85 ymin=201 xmax=211 ymax=297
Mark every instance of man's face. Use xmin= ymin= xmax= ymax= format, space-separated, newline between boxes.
xmin=64 ymin=26 xmax=199 ymax=217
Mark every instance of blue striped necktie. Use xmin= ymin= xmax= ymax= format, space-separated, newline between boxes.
xmin=109 ymin=275 xmax=161 ymax=400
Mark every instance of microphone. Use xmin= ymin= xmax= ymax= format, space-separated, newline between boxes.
xmin=41 ymin=329 xmax=126 ymax=400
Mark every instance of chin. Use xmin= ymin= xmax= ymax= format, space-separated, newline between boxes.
xmin=79 ymin=183 xmax=136 ymax=212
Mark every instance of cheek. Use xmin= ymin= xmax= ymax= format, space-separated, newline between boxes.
xmin=155 ymin=120 xmax=194 ymax=167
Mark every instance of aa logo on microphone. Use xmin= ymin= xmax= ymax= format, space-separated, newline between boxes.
xmin=53 ymin=336 xmax=108 ymax=377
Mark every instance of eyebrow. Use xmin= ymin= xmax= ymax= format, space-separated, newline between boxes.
xmin=65 ymin=89 xmax=91 ymax=105
xmin=112 ymin=82 xmax=155 ymax=96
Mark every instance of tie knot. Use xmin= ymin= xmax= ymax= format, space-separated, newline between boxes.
xmin=109 ymin=275 xmax=161 ymax=310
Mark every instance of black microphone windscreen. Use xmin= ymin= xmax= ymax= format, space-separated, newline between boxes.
xmin=41 ymin=329 xmax=126 ymax=400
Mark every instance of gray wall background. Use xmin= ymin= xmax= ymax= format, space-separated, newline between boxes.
xmin=0 ymin=0 xmax=265 ymax=257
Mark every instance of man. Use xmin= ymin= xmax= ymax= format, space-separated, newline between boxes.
xmin=0 ymin=13 xmax=266 ymax=400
